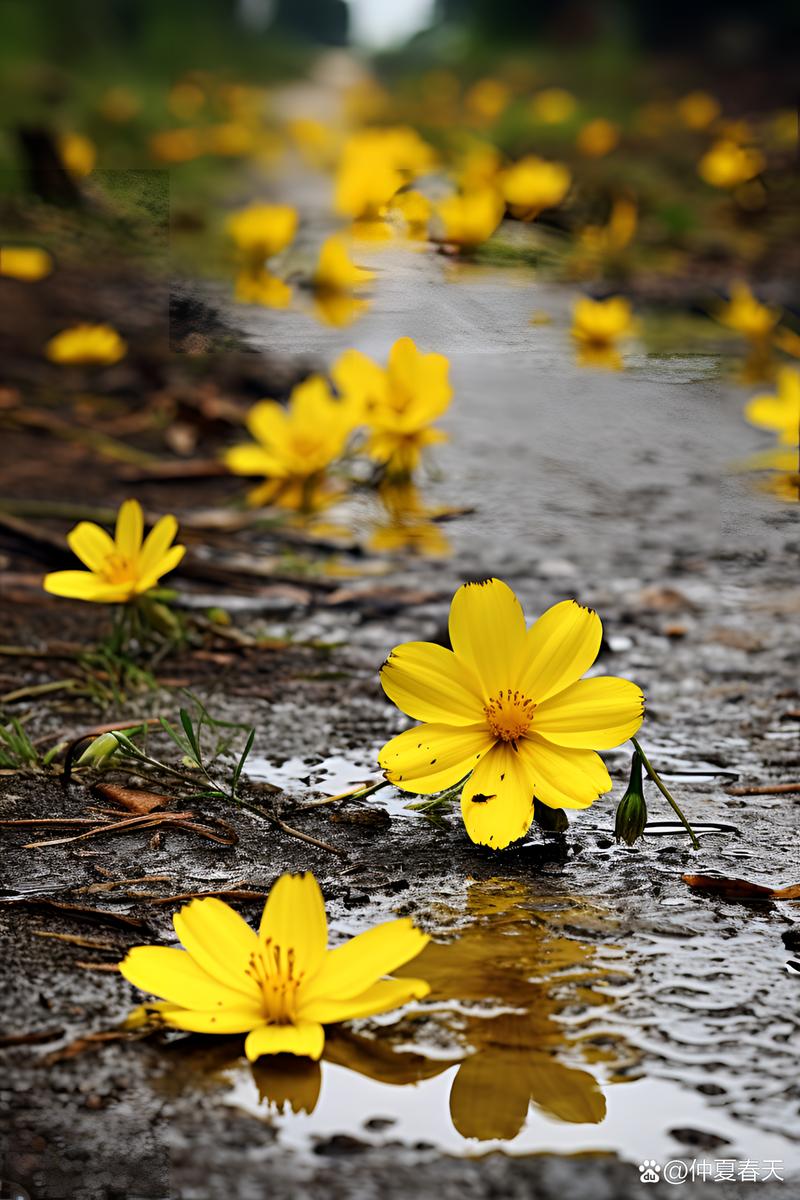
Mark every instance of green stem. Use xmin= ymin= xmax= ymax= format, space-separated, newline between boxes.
xmin=631 ymin=737 xmax=700 ymax=849
xmin=303 ymin=778 xmax=392 ymax=808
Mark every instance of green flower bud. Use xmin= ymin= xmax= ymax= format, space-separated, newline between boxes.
xmin=614 ymin=749 xmax=648 ymax=846
xmin=76 ymin=731 xmax=122 ymax=769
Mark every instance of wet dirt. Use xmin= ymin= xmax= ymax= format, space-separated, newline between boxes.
xmin=2 ymin=135 xmax=799 ymax=1200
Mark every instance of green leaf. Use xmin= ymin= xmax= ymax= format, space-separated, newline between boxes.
xmin=232 ymin=728 xmax=256 ymax=792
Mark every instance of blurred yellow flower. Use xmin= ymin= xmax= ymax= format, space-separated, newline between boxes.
xmin=288 ymin=117 xmax=336 ymax=168
xmin=677 ymin=91 xmax=720 ymax=130
xmin=120 ymin=873 xmax=430 ymax=1061
xmin=378 ymin=579 xmax=644 ymax=848
xmin=698 ymin=140 xmax=765 ymax=188
xmin=168 ymin=79 xmax=206 ymax=119
xmin=333 ymin=337 xmax=451 ymax=477
xmin=334 ymin=128 xmax=432 ymax=225
xmin=150 ymin=127 xmax=204 ymax=163
xmin=225 ymin=376 xmax=357 ymax=510
xmin=434 ymin=189 xmax=504 ymax=251
xmin=576 ymin=118 xmax=619 ymax=158
xmin=745 ymin=369 xmax=800 ymax=446
xmin=577 ymin=196 xmax=637 ymax=261
xmin=59 ymin=132 xmax=96 ymax=178
xmin=311 ymin=236 xmax=373 ymax=327
xmin=465 ymin=78 xmax=510 ymax=125
xmin=719 ymin=282 xmax=779 ymax=344
xmin=530 ymin=88 xmax=577 ymax=125
xmin=227 ymin=204 xmax=298 ymax=264
xmin=457 ymin=142 xmax=503 ymax=191
xmin=43 ymin=499 xmax=184 ymax=603
xmin=45 ymin=323 xmax=127 ymax=366
xmin=206 ymin=122 xmax=256 ymax=157
xmin=501 ymin=157 xmax=571 ymax=220
xmin=0 ymin=245 xmax=53 ymax=281
xmin=571 ymin=297 xmax=632 ymax=368
xmin=234 ymin=270 xmax=292 ymax=309
xmin=98 ymin=86 xmax=141 ymax=123
xmin=392 ymin=190 xmax=432 ymax=239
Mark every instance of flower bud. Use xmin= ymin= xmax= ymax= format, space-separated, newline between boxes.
xmin=76 ymin=731 xmax=122 ymax=769
xmin=614 ymin=749 xmax=648 ymax=845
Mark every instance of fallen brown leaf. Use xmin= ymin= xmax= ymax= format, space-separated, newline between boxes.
xmin=683 ymin=874 xmax=800 ymax=900
xmin=93 ymin=783 xmax=172 ymax=815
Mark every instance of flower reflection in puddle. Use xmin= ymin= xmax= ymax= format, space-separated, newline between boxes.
xmin=368 ymin=483 xmax=452 ymax=558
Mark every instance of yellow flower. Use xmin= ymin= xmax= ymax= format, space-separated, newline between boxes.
xmin=311 ymin=235 xmax=373 ymax=327
xmin=378 ymin=579 xmax=644 ymax=849
xmin=225 ymin=376 xmax=356 ymax=509
xmin=698 ymin=140 xmax=765 ymax=188
xmin=234 ymin=269 xmax=292 ymax=309
xmin=576 ymin=197 xmax=637 ymax=265
xmin=719 ymin=282 xmax=779 ymax=344
xmin=98 ymin=86 xmax=141 ymax=124
xmin=677 ymin=91 xmax=720 ymax=130
xmin=334 ymin=128 xmax=433 ymax=226
xmin=392 ymin=190 xmax=432 ymax=239
xmin=227 ymin=204 xmax=298 ymax=263
xmin=45 ymin=323 xmax=127 ymax=366
xmin=0 ymin=245 xmax=53 ymax=281
xmin=457 ymin=142 xmax=503 ymax=191
xmin=120 ymin=872 xmax=430 ymax=1061
xmin=576 ymin=118 xmax=619 ymax=158
xmin=501 ymin=157 xmax=571 ymax=221
xmin=333 ymin=337 xmax=451 ymax=477
xmin=149 ymin=127 xmax=205 ymax=163
xmin=43 ymin=499 xmax=185 ymax=603
xmin=59 ymin=132 xmax=96 ymax=177
xmin=464 ymin=78 xmax=510 ymax=125
xmin=571 ymin=296 xmax=633 ymax=350
xmin=530 ymin=88 xmax=577 ymax=125
xmin=745 ymin=368 xmax=800 ymax=446
xmin=434 ymin=188 xmax=504 ymax=251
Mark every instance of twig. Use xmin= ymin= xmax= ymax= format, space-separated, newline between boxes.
xmin=727 ymin=783 xmax=800 ymax=796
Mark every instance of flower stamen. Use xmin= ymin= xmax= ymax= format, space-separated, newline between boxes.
xmin=484 ymin=688 xmax=536 ymax=743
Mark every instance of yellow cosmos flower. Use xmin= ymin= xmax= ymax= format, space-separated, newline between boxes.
xmin=234 ymin=268 xmax=292 ymax=309
xmin=677 ymin=91 xmax=720 ymax=130
xmin=120 ymin=873 xmax=430 ymax=1061
xmin=745 ymin=368 xmax=800 ymax=447
xmin=719 ymin=282 xmax=779 ymax=344
xmin=457 ymin=142 xmax=503 ymax=191
xmin=227 ymin=204 xmax=298 ymax=263
xmin=311 ymin=235 xmax=373 ymax=327
xmin=45 ymin=323 xmax=127 ymax=366
xmin=0 ymin=245 xmax=53 ymax=281
xmin=392 ymin=190 xmax=432 ymax=239
xmin=576 ymin=118 xmax=620 ymax=158
xmin=571 ymin=296 xmax=633 ymax=360
xmin=501 ymin=157 xmax=571 ymax=221
xmin=464 ymin=78 xmax=510 ymax=125
xmin=333 ymin=337 xmax=451 ymax=477
xmin=434 ymin=188 xmax=504 ymax=251
xmin=43 ymin=499 xmax=185 ymax=603
xmin=530 ymin=88 xmax=577 ymax=125
xmin=698 ymin=140 xmax=765 ymax=188
xmin=59 ymin=131 xmax=96 ymax=177
xmin=225 ymin=376 xmax=356 ymax=510
xmin=378 ymin=579 xmax=644 ymax=849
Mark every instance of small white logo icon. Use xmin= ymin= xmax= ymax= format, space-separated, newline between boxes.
xmin=638 ymin=1160 xmax=661 ymax=1183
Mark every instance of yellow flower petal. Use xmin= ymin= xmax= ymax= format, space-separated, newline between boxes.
xmin=245 ymin=399 xmax=290 ymax=448
xmin=245 ymin=1020 xmax=325 ymax=1061
xmin=299 ymin=976 xmax=430 ymax=1024
xmin=378 ymin=722 xmax=493 ymax=794
xmin=380 ymin=641 xmax=484 ymax=725
xmin=173 ymin=897 xmax=262 ymax=1000
xmin=138 ymin=514 xmax=179 ymax=577
xmin=448 ymin=578 xmax=527 ymax=697
xmin=518 ymin=599 xmax=602 ymax=702
xmin=120 ymin=946 xmax=260 ymax=1010
xmin=259 ymin=873 xmax=328 ymax=980
xmin=301 ymin=918 xmax=429 ymax=1004
xmin=66 ymin=522 xmax=115 ymax=573
xmin=225 ymin=444 xmax=286 ymax=477
xmin=519 ymin=736 xmax=611 ymax=810
xmin=135 ymin=543 xmax=185 ymax=593
xmin=460 ymin=742 xmax=535 ymax=849
xmin=533 ymin=677 xmax=644 ymax=749
xmin=161 ymin=1007 xmax=267 ymax=1035
xmin=115 ymin=499 xmax=144 ymax=559
xmin=42 ymin=570 xmax=130 ymax=602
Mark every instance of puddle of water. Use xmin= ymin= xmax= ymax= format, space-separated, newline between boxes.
xmin=152 ymin=878 xmax=800 ymax=1167
xmin=247 ymin=749 xmax=421 ymax=819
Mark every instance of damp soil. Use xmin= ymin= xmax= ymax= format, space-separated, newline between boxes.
xmin=2 ymin=157 xmax=800 ymax=1200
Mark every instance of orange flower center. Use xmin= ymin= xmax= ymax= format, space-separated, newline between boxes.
xmin=101 ymin=552 xmax=137 ymax=585
xmin=484 ymin=689 xmax=536 ymax=743
xmin=245 ymin=939 xmax=303 ymax=1023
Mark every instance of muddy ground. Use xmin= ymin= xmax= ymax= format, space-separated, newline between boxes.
xmin=2 ymin=157 xmax=800 ymax=1199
